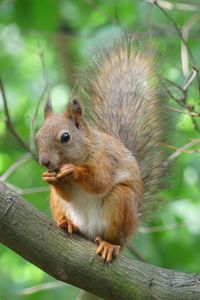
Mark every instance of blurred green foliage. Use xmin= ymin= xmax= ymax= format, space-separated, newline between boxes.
xmin=0 ymin=0 xmax=200 ymax=299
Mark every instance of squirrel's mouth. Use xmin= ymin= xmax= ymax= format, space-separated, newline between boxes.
xmin=46 ymin=167 xmax=60 ymax=173
xmin=46 ymin=160 xmax=70 ymax=173
xmin=47 ymin=161 xmax=64 ymax=173
xmin=45 ymin=165 xmax=60 ymax=173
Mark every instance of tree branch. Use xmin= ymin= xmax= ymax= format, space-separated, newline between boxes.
xmin=0 ymin=181 xmax=200 ymax=300
xmin=0 ymin=79 xmax=33 ymax=154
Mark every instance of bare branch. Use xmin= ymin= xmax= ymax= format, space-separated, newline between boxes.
xmin=29 ymin=85 xmax=48 ymax=151
xmin=167 ymin=139 xmax=200 ymax=162
xmin=10 ymin=39 xmax=49 ymax=152
xmin=1 ymin=182 xmax=200 ymax=299
xmin=162 ymin=142 xmax=200 ymax=154
xmin=20 ymin=186 xmax=49 ymax=195
xmin=145 ymin=0 xmax=153 ymax=34
xmin=139 ymin=222 xmax=185 ymax=233
xmin=18 ymin=281 xmax=65 ymax=295
xmin=2 ymin=182 xmax=22 ymax=195
xmin=29 ymin=41 xmax=49 ymax=151
xmin=183 ymin=67 xmax=199 ymax=91
xmin=162 ymin=67 xmax=200 ymax=135
xmin=36 ymin=40 xmax=48 ymax=85
xmin=154 ymin=0 xmax=200 ymax=97
xmin=0 ymin=79 xmax=33 ymax=154
xmin=0 ymin=181 xmax=49 ymax=196
xmin=162 ymin=67 xmax=198 ymax=108
xmin=191 ymin=117 xmax=200 ymax=134
xmin=11 ymin=39 xmax=41 ymax=54
xmin=165 ymin=105 xmax=200 ymax=117
xmin=181 ymin=14 xmax=200 ymax=77
xmin=0 ymin=153 xmax=31 ymax=182
xmin=146 ymin=0 xmax=200 ymax=12
xmin=161 ymin=77 xmax=186 ymax=105
xmin=127 ymin=245 xmax=147 ymax=263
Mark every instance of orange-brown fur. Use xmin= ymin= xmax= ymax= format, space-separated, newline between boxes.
xmin=102 ymin=184 xmax=138 ymax=244
xmin=36 ymin=36 xmax=164 ymax=262
xmin=37 ymin=114 xmax=143 ymax=262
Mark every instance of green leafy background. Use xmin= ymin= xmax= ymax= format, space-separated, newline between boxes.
xmin=0 ymin=0 xmax=200 ymax=299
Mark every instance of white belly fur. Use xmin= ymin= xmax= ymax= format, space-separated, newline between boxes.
xmin=61 ymin=188 xmax=107 ymax=240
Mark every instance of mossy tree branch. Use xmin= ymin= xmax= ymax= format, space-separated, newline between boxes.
xmin=0 ymin=181 xmax=200 ymax=300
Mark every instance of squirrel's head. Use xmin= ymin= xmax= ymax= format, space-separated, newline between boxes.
xmin=35 ymin=98 xmax=91 ymax=171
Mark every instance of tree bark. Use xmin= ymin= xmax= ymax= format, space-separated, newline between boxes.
xmin=0 ymin=181 xmax=200 ymax=300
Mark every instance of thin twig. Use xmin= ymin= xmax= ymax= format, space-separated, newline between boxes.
xmin=162 ymin=143 xmax=200 ymax=154
xmin=162 ymin=67 xmax=198 ymax=105
xmin=11 ymin=39 xmax=49 ymax=151
xmin=162 ymin=66 xmax=200 ymax=136
xmin=162 ymin=69 xmax=200 ymax=135
xmin=146 ymin=0 xmax=153 ymax=34
xmin=0 ymin=79 xmax=33 ymax=154
xmin=0 ymin=181 xmax=49 ymax=196
xmin=11 ymin=39 xmax=41 ymax=54
xmin=29 ymin=41 xmax=49 ymax=151
xmin=21 ymin=186 xmax=49 ymax=195
xmin=155 ymin=1 xmax=194 ymax=64
xmin=127 ymin=245 xmax=147 ymax=263
xmin=181 ymin=13 xmax=200 ymax=77
xmin=167 ymin=139 xmax=200 ymax=162
xmin=183 ymin=66 xmax=198 ymax=91
xmin=29 ymin=85 xmax=48 ymax=151
xmin=0 ymin=153 xmax=31 ymax=182
xmin=36 ymin=40 xmax=48 ymax=85
xmin=139 ymin=222 xmax=185 ymax=233
xmin=165 ymin=105 xmax=200 ymax=117
xmin=161 ymin=77 xmax=186 ymax=105
xmin=2 ymin=182 xmax=22 ymax=195
xmin=18 ymin=281 xmax=65 ymax=295
xmin=154 ymin=0 xmax=200 ymax=99
xmin=191 ymin=117 xmax=200 ymax=134
xmin=146 ymin=0 xmax=200 ymax=12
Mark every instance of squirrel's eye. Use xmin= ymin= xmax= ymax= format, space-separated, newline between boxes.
xmin=61 ymin=132 xmax=70 ymax=143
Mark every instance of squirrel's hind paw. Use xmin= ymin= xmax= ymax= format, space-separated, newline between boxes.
xmin=95 ymin=237 xmax=120 ymax=263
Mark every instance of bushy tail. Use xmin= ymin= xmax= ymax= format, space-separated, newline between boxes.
xmin=78 ymin=36 xmax=166 ymax=218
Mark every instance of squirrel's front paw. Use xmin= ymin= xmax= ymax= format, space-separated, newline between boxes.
xmin=42 ymin=164 xmax=74 ymax=185
xmin=57 ymin=164 xmax=74 ymax=180
xmin=57 ymin=216 xmax=79 ymax=234
xmin=42 ymin=171 xmax=58 ymax=185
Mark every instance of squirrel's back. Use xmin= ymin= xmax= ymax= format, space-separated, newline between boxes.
xmin=78 ymin=36 xmax=166 ymax=217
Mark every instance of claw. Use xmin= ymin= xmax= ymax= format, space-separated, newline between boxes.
xmin=42 ymin=165 xmax=74 ymax=184
xmin=95 ymin=237 xmax=120 ymax=263
xmin=95 ymin=236 xmax=102 ymax=245
xmin=57 ymin=217 xmax=79 ymax=234
xmin=57 ymin=164 xmax=74 ymax=179
xmin=42 ymin=171 xmax=58 ymax=184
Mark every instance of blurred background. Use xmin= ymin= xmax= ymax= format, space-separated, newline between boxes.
xmin=0 ymin=0 xmax=200 ymax=299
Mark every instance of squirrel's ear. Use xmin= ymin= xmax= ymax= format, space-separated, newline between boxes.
xmin=44 ymin=96 xmax=53 ymax=119
xmin=66 ymin=98 xmax=83 ymax=128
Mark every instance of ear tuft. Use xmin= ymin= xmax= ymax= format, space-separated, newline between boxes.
xmin=44 ymin=96 xmax=53 ymax=119
xmin=66 ymin=98 xmax=83 ymax=128
xmin=71 ymin=98 xmax=82 ymax=116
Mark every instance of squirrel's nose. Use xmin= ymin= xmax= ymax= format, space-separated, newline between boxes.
xmin=40 ymin=157 xmax=51 ymax=168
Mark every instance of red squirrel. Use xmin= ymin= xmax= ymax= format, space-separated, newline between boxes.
xmin=36 ymin=37 xmax=165 ymax=263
